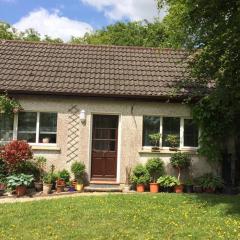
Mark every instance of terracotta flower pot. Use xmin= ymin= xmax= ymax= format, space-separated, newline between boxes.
xmin=56 ymin=185 xmax=65 ymax=193
xmin=72 ymin=180 xmax=77 ymax=190
xmin=16 ymin=185 xmax=27 ymax=197
xmin=150 ymin=183 xmax=159 ymax=193
xmin=57 ymin=179 xmax=65 ymax=186
xmin=175 ymin=184 xmax=184 ymax=193
xmin=136 ymin=184 xmax=145 ymax=192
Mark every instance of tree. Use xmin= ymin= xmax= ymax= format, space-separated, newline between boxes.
xmin=0 ymin=22 xmax=15 ymax=40
xmin=70 ymin=20 xmax=168 ymax=47
xmin=158 ymin=0 xmax=240 ymax=187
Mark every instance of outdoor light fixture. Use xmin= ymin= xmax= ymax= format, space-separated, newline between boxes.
xmin=80 ymin=110 xmax=86 ymax=123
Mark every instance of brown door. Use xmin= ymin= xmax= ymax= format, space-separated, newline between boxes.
xmin=91 ymin=115 xmax=118 ymax=180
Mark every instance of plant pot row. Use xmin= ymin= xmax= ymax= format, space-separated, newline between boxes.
xmin=136 ymin=183 xmax=217 ymax=193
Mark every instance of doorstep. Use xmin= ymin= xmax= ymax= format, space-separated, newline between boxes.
xmin=85 ymin=183 xmax=122 ymax=192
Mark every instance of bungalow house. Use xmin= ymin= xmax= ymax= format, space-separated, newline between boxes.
xmin=0 ymin=40 xmax=211 ymax=186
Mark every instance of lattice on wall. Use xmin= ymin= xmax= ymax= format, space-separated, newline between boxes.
xmin=66 ymin=105 xmax=80 ymax=163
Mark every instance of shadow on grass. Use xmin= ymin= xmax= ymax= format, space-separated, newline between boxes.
xmin=191 ymin=193 xmax=240 ymax=217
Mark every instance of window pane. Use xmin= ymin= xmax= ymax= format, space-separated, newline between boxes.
xmin=184 ymin=119 xmax=198 ymax=147
xmin=143 ymin=116 xmax=160 ymax=146
xmin=0 ymin=114 xmax=14 ymax=142
xmin=162 ymin=117 xmax=180 ymax=147
xmin=39 ymin=113 xmax=57 ymax=143
xmin=18 ymin=112 xmax=37 ymax=143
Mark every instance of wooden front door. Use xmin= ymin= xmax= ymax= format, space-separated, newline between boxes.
xmin=91 ymin=115 xmax=118 ymax=180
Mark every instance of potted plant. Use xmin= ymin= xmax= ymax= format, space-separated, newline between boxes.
xmin=43 ymin=172 xmax=54 ymax=194
xmin=131 ymin=164 xmax=150 ymax=192
xmin=149 ymin=133 xmax=161 ymax=152
xmin=197 ymin=173 xmax=224 ymax=193
xmin=6 ymin=174 xmax=34 ymax=197
xmin=0 ymin=174 xmax=6 ymax=196
xmin=157 ymin=175 xmax=179 ymax=192
xmin=184 ymin=179 xmax=194 ymax=193
xmin=146 ymin=158 xmax=164 ymax=193
xmin=165 ymin=134 xmax=180 ymax=151
xmin=71 ymin=162 xmax=86 ymax=192
xmin=33 ymin=156 xmax=47 ymax=192
xmin=56 ymin=169 xmax=70 ymax=193
xmin=170 ymin=152 xmax=190 ymax=193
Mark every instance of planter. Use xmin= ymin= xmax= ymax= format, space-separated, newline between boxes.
xmin=56 ymin=185 xmax=65 ymax=193
xmin=34 ymin=182 xmax=43 ymax=192
xmin=161 ymin=186 xmax=173 ymax=193
xmin=0 ymin=189 xmax=4 ymax=196
xmin=43 ymin=183 xmax=53 ymax=194
xmin=136 ymin=184 xmax=145 ymax=192
xmin=184 ymin=185 xmax=194 ymax=193
xmin=204 ymin=187 xmax=215 ymax=193
xmin=72 ymin=180 xmax=77 ymax=190
xmin=193 ymin=185 xmax=203 ymax=193
xmin=56 ymin=179 xmax=65 ymax=186
xmin=175 ymin=184 xmax=184 ymax=193
xmin=76 ymin=183 xmax=84 ymax=192
xmin=169 ymin=147 xmax=179 ymax=151
xmin=16 ymin=185 xmax=27 ymax=197
xmin=150 ymin=183 xmax=159 ymax=193
xmin=123 ymin=185 xmax=131 ymax=192
xmin=151 ymin=147 xmax=160 ymax=152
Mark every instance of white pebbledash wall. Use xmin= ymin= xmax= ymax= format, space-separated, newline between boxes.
xmin=15 ymin=94 xmax=212 ymax=183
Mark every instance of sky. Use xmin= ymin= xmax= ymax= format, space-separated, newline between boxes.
xmin=0 ymin=0 xmax=165 ymax=41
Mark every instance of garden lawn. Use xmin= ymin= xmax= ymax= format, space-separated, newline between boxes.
xmin=0 ymin=193 xmax=240 ymax=240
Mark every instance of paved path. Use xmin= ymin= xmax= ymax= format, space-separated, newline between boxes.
xmin=0 ymin=192 xmax=126 ymax=204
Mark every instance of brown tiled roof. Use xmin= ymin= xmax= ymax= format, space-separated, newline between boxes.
xmin=0 ymin=40 xmax=191 ymax=100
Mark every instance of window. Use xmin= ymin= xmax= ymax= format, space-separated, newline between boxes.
xmin=142 ymin=115 xmax=198 ymax=148
xmin=0 ymin=114 xmax=14 ymax=142
xmin=39 ymin=113 xmax=57 ymax=143
xmin=162 ymin=117 xmax=180 ymax=147
xmin=142 ymin=116 xmax=160 ymax=146
xmin=184 ymin=119 xmax=198 ymax=147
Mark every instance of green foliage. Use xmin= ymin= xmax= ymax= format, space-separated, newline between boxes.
xmin=170 ymin=152 xmax=191 ymax=169
xmin=131 ymin=164 xmax=150 ymax=185
xmin=58 ymin=169 xmax=70 ymax=182
xmin=0 ymin=94 xmax=22 ymax=116
xmin=70 ymin=21 xmax=168 ymax=47
xmin=157 ymin=0 xmax=240 ymax=169
xmin=157 ymin=175 xmax=179 ymax=187
xmin=0 ymin=173 xmax=6 ymax=184
xmin=43 ymin=172 xmax=57 ymax=184
xmin=195 ymin=173 xmax=224 ymax=190
xmin=165 ymin=134 xmax=180 ymax=148
xmin=34 ymin=156 xmax=47 ymax=181
xmin=146 ymin=158 xmax=164 ymax=183
xmin=71 ymin=162 xmax=85 ymax=183
xmin=148 ymin=133 xmax=161 ymax=147
xmin=6 ymin=174 xmax=33 ymax=188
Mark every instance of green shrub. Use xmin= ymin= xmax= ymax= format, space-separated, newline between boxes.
xmin=157 ymin=175 xmax=179 ymax=187
xmin=170 ymin=152 xmax=191 ymax=181
xmin=146 ymin=158 xmax=164 ymax=183
xmin=165 ymin=134 xmax=180 ymax=148
xmin=7 ymin=174 xmax=34 ymax=188
xmin=34 ymin=156 xmax=47 ymax=181
xmin=58 ymin=169 xmax=70 ymax=182
xmin=148 ymin=133 xmax=161 ymax=147
xmin=43 ymin=172 xmax=57 ymax=184
xmin=131 ymin=164 xmax=150 ymax=185
xmin=71 ymin=162 xmax=86 ymax=183
xmin=195 ymin=173 xmax=224 ymax=189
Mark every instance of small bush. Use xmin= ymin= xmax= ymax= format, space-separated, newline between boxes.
xmin=71 ymin=162 xmax=85 ymax=183
xmin=165 ymin=134 xmax=180 ymax=148
xmin=146 ymin=158 xmax=164 ymax=183
xmin=7 ymin=174 xmax=34 ymax=188
xmin=131 ymin=164 xmax=150 ymax=185
xmin=195 ymin=173 xmax=224 ymax=189
xmin=157 ymin=175 xmax=179 ymax=187
xmin=58 ymin=169 xmax=70 ymax=182
xmin=0 ymin=140 xmax=33 ymax=173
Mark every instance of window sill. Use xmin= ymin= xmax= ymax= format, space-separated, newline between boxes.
xmin=30 ymin=144 xmax=61 ymax=151
xmin=139 ymin=148 xmax=198 ymax=155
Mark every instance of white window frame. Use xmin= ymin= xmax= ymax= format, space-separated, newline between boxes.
xmin=142 ymin=115 xmax=199 ymax=150
xmin=12 ymin=111 xmax=57 ymax=146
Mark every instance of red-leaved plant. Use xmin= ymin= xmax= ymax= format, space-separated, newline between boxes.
xmin=0 ymin=140 xmax=33 ymax=173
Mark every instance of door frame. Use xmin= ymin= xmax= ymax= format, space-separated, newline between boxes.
xmin=88 ymin=112 xmax=122 ymax=183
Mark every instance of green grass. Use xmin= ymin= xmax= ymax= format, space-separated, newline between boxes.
xmin=1 ymin=193 xmax=240 ymax=240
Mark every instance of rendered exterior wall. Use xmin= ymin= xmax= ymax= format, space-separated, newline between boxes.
xmin=16 ymin=95 xmax=212 ymax=183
